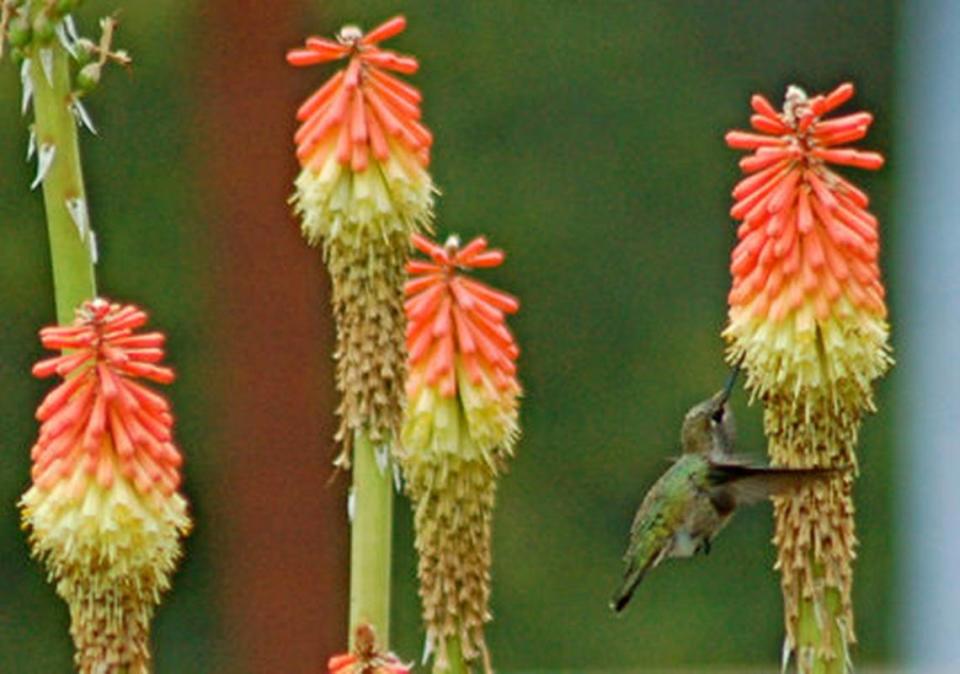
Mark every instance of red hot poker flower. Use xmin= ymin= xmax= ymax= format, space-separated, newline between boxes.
xmin=287 ymin=15 xmax=432 ymax=172
xmin=723 ymin=84 xmax=892 ymax=671
xmin=21 ymin=298 xmax=191 ymax=674
xmin=401 ymin=233 xmax=521 ymax=671
xmin=287 ymin=17 xmax=436 ymax=465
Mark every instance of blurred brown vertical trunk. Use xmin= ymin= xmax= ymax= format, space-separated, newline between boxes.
xmin=193 ymin=3 xmax=346 ymax=673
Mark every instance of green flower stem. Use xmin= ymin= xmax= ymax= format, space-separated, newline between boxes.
xmin=796 ymin=572 xmax=846 ymax=674
xmin=441 ymin=636 xmax=469 ymax=674
xmin=29 ymin=38 xmax=97 ymax=323
xmin=349 ymin=430 xmax=394 ymax=650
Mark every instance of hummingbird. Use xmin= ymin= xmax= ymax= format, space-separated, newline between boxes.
xmin=610 ymin=366 xmax=837 ymax=613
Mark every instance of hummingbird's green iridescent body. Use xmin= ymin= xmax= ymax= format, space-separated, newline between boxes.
xmin=611 ymin=382 xmax=836 ymax=613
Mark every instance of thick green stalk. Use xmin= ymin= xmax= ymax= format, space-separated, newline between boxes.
xmin=796 ymin=581 xmax=846 ymax=674
xmin=29 ymin=38 xmax=97 ymax=322
xmin=441 ymin=636 xmax=469 ymax=674
xmin=349 ymin=430 xmax=394 ymax=649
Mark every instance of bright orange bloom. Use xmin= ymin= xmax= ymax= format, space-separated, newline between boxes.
xmin=726 ymin=82 xmax=885 ymax=328
xmin=724 ymin=84 xmax=892 ymax=671
xmin=21 ymin=298 xmax=190 ymax=674
xmin=29 ymin=299 xmax=183 ymax=496
xmin=401 ymin=233 xmax=520 ymax=673
xmin=288 ymin=15 xmax=431 ymax=173
xmin=405 ymin=233 xmax=519 ymax=400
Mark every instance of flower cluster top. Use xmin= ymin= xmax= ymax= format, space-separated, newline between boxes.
xmin=405 ymin=234 xmax=520 ymax=398
xmin=287 ymin=16 xmax=433 ymax=171
xmin=30 ymin=299 xmax=182 ymax=496
xmin=725 ymin=83 xmax=886 ymax=321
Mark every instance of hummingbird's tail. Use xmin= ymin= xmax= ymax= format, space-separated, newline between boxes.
xmin=610 ymin=562 xmax=648 ymax=613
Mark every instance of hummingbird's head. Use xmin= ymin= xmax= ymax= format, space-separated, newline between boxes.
xmin=681 ymin=360 xmax=742 ymax=454
xmin=680 ymin=390 xmax=736 ymax=455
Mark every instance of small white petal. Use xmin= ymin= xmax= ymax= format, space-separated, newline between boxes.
xmin=780 ymin=636 xmax=792 ymax=674
xmin=39 ymin=48 xmax=54 ymax=86
xmin=71 ymin=98 xmax=97 ymax=135
xmin=20 ymin=59 xmax=33 ymax=115
xmin=813 ymin=598 xmax=825 ymax=630
xmin=392 ymin=462 xmax=402 ymax=492
xmin=65 ymin=196 xmax=88 ymax=239
xmin=421 ymin=633 xmax=434 ymax=665
xmin=375 ymin=444 xmax=389 ymax=474
xmin=55 ymin=23 xmax=77 ymax=59
xmin=87 ymin=229 xmax=98 ymax=265
xmin=837 ymin=617 xmax=853 ymax=673
xmin=64 ymin=16 xmax=80 ymax=43
xmin=31 ymin=143 xmax=56 ymax=190
xmin=26 ymin=129 xmax=37 ymax=161
xmin=347 ymin=487 xmax=356 ymax=523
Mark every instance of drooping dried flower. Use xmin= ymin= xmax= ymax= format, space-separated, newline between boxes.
xmin=724 ymin=83 xmax=891 ymax=670
xmin=287 ymin=15 xmax=435 ymax=465
xmin=20 ymin=298 xmax=191 ymax=674
xmin=328 ymin=624 xmax=411 ymax=674
xmin=400 ymin=233 xmax=520 ymax=673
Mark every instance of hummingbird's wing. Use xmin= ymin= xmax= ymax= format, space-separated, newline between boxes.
xmin=612 ymin=458 xmax=702 ymax=613
xmin=707 ymin=462 xmax=840 ymax=506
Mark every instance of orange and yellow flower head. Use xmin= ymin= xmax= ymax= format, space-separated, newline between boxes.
xmin=400 ymin=234 xmax=520 ymax=673
xmin=287 ymin=16 xmax=435 ymax=464
xmin=20 ymin=298 xmax=191 ymax=674
xmin=724 ymin=83 xmax=892 ymax=668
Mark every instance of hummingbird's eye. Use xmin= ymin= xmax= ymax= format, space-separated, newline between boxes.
xmin=711 ymin=406 xmax=725 ymax=424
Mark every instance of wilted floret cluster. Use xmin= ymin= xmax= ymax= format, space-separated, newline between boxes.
xmin=328 ymin=624 xmax=411 ymax=674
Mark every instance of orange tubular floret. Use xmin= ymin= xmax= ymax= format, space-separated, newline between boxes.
xmin=412 ymin=232 xmax=447 ymax=260
xmin=305 ymin=37 xmax=349 ymax=59
xmin=822 ymin=82 xmax=855 ymax=113
xmin=286 ymin=49 xmax=330 ymax=67
xmin=455 ymin=237 xmax=488 ymax=261
xmin=750 ymin=114 xmax=789 ymax=135
xmin=367 ymin=68 xmax=422 ymax=105
xmin=725 ymin=131 xmax=785 ymax=150
xmin=457 ymin=277 xmax=520 ymax=314
xmin=296 ymin=70 xmax=346 ymax=122
xmin=464 ymin=251 xmax=505 ymax=268
xmin=367 ymin=76 xmax=421 ymax=121
xmin=362 ymin=15 xmax=407 ymax=45
xmin=750 ymin=94 xmax=780 ymax=119
xmin=405 ymin=260 xmax=441 ymax=275
xmin=812 ymin=148 xmax=885 ymax=170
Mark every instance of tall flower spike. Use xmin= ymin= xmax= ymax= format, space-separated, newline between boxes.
xmin=724 ymin=83 xmax=891 ymax=672
xmin=288 ymin=15 xmax=435 ymax=465
xmin=20 ymin=298 xmax=191 ymax=674
xmin=400 ymin=233 xmax=520 ymax=673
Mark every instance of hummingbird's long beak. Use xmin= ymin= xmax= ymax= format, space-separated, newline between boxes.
xmin=719 ymin=354 xmax=746 ymax=405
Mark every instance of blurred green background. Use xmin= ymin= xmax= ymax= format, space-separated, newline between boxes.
xmin=0 ymin=1 xmax=900 ymax=672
